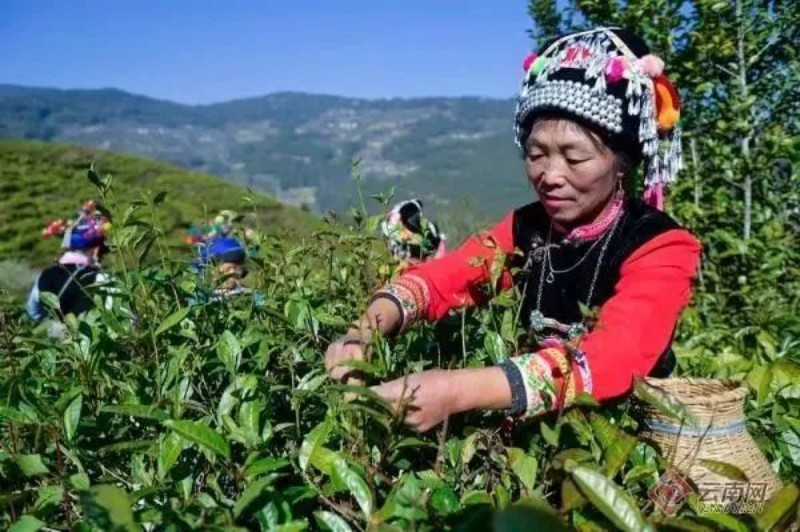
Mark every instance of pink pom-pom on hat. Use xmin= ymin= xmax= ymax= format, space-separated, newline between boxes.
xmin=604 ymin=56 xmax=627 ymax=84
xmin=638 ymin=54 xmax=665 ymax=78
xmin=522 ymin=52 xmax=537 ymax=72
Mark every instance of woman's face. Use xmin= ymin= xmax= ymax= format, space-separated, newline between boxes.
xmin=525 ymin=118 xmax=620 ymax=228
xmin=216 ymin=262 xmax=243 ymax=289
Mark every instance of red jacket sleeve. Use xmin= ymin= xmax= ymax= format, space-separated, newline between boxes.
xmin=372 ymin=210 xmax=516 ymax=330
xmin=501 ymin=229 xmax=702 ymax=418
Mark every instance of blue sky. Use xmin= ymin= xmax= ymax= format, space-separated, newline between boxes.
xmin=0 ymin=0 xmax=534 ymax=104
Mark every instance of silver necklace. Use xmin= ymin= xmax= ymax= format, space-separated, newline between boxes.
xmin=543 ymin=225 xmax=605 ymax=283
xmin=529 ymin=214 xmax=622 ymax=339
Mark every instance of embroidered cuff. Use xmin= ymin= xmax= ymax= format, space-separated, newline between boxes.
xmin=368 ymin=292 xmax=406 ymax=333
xmin=506 ymin=352 xmax=557 ymax=419
xmin=499 ymin=359 xmax=526 ymax=416
xmin=503 ymin=346 xmax=596 ymax=419
xmin=370 ymin=274 xmax=430 ymax=332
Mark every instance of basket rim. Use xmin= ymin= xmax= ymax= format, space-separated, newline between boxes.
xmin=641 ymin=377 xmax=749 ymax=405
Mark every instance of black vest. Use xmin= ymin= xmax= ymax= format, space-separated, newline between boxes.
xmin=509 ymin=199 xmax=681 ymax=377
xmin=37 ymin=263 xmax=101 ymax=319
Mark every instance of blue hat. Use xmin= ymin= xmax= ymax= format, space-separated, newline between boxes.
xmin=63 ymin=217 xmax=107 ymax=250
xmin=43 ymin=200 xmax=110 ymax=251
xmin=192 ymin=236 xmax=247 ymax=272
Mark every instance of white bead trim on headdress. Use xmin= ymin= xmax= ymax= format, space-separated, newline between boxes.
xmin=518 ymin=80 xmax=624 ymax=134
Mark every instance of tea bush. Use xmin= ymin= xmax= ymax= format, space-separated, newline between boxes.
xmin=1 ymin=176 xmax=798 ymax=532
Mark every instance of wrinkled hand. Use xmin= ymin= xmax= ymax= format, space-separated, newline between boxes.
xmin=324 ymin=334 xmax=369 ymax=384
xmin=372 ymin=370 xmax=459 ymax=432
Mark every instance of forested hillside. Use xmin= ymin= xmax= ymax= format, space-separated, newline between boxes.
xmin=0 ymin=86 xmax=526 ymax=220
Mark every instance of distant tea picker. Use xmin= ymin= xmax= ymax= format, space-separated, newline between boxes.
xmin=27 ymin=200 xmax=116 ymax=328
xmin=186 ymin=210 xmax=264 ymax=305
xmin=381 ymin=199 xmax=447 ymax=270
xmin=325 ymin=27 xmax=701 ymax=431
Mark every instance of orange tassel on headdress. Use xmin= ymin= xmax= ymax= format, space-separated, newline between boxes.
xmin=654 ymin=75 xmax=681 ymax=132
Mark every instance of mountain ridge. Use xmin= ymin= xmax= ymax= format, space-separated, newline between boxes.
xmin=0 ymin=84 xmax=529 ymax=223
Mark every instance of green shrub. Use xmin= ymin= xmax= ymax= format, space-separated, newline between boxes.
xmin=0 ymin=172 xmax=797 ymax=530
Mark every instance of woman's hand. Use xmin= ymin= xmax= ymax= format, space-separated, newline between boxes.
xmin=324 ymin=333 xmax=369 ymax=384
xmin=371 ymin=369 xmax=459 ymax=432
xmin=372 ymin=367 xmax=513 ymax=432
xmin=324 ymin=298 xmax=402 ymax=384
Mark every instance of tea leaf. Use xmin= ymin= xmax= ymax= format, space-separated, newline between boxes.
xmin=695 ymin=513 xmax=750 ymax=532
xmin=80 ymin=485 xmax=138 ymax=532
xmin=755 ymin=483 xmax=799 ymax=531
xmin=430 ymin=486 xmax=460 ymax=516
xmin=509 ymin=453 xmax=538 ymax=495
xmin=332 ymin=455 xmax=373 ymax=517
xmin=483 ymin=331 xmax=507 ymax=363
xmin=157 ymin=432 xmax=185 ymax=479
xmin=552 ymin=448 xmax=594 ymax=471
xmin=541 ymin=420 xmax=561 ymax=447
xmin=492 ymin=501 xmax=568 ymax=532
xmin=658 ymin=517 xmax=717 ymax=531
xmin=0 ymin=407 xmax=37 ymax=425
xmin=245 ymin=457 xmax=291 ymax=479
xmin=39 ymin=291 xmax=60 ymax=311
xmin=34 ymin=484 xmax=63 ymax=514
xmin=592 ymin=415 xmax=637 ymax=475
xmin=633 ymin=379 xmax=699 ymax=428
xmin=461 ymin=490 xmax=494 ymax=507
xmin=15 ymin=454 xmax=49 ymax=477
xmin=566 ymin=461 xmax=653 ymax=532
xmin=299 ymin=418 xmax=333 ymax=472
xmin=63 ymin=393 xmax=82 ymax=442
xmin=233 ymin=476 xmax=277 ymax=519
xmin=314 ymin=511 xmax=353 ymax=532
xmin=560 ymin=478 xmax=587 ymax=512
xmin=163 ymin=419 xmax=230 ymax=460
xmin=9 ymin=515 xmax=45 ymax=532
xmin=782 ymin=430 xmax=800 ymax=467
xmin=217 ymin=330 xmax=242 ymax=373
xmin=100 ymin=404 xmax=169 ymax=421
xmin=461 ymin=432 xmax=478 ymax=466
xmin=697 ymin=459 xmax=748 ymax=482
xmin=155 ymin=307 xmax=191 ymax=336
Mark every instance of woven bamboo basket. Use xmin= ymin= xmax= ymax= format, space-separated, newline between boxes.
xmin=636 ymin=378 xmax=782 ymax=504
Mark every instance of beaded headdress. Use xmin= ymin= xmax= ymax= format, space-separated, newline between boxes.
xmin=381 ymin=199 xmax=446 ymax=262
xmin=42 ymin=200 xmax=111 ymax=251
xmin=514 ymin=27 xmax=683 ymax=210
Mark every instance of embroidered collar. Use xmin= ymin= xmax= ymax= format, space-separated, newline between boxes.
xmin=59 ymin=251 xmax=94 ymax=266
xmin=560 ymin=196 xmax=624 ymax=245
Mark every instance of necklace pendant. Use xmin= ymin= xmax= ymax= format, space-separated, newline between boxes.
xmin=529 ymin=310 xmax=546 ymax=333
xmin=567 ymin=322 xmax=588 ymax=340
xmin=546 ymin=271 xmax=555 ymax=284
